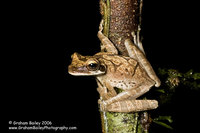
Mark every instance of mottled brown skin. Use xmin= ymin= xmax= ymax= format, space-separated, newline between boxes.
xmin=68 ymin=20 xmax=161 ymax=113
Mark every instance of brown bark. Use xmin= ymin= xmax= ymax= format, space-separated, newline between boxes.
xmin=109 ymin=0 xmax=140 ymax=56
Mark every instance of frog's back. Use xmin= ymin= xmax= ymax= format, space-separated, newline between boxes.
xmin=96 ymin=52 xmax=155 ymax=90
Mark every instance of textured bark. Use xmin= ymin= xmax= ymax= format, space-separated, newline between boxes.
xmin=109 ymin=0 xmax=139 ymax=56
xmin=99 ymin=0 xmax=147 ymax=133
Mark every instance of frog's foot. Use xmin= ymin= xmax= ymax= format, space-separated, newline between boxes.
xmin=131 ymin=31 xmax=137 ymax=45
xmin=99 ymin=19 xmax=104 ymax=32
xmin=98 ymin=99 xmax=108 ymax=111
xmin=131 ymin=31 xmax=145 ymax=55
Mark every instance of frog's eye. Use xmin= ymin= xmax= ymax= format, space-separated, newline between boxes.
xmin=86 ymin=59 xmax=99 ymax=71
xmin=87 ymin=63 xmax=98 ymax=70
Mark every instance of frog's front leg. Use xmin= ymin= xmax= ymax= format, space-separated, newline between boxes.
xmin=125 ymin=39 xmax=161 ymax=87
xmin=96 ymin=79 xmax=110 ymax=100
xmin=97 ymin=20 xmax=118 ymax=54
xmin=96 ymin=79 xmax=117 ymax=100
xmin=106 ymin=99 xmax=158 ymax=112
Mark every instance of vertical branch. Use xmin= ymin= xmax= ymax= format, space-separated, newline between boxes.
xmin=99 ymin=0 xmax=147 ymax=133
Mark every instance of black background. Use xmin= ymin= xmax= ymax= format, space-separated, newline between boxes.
xmin=4 ymin=1 xmax=200 ymax=133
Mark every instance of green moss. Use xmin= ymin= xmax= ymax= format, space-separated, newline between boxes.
xmin=102 ymin=112 xmax=140 ymax=133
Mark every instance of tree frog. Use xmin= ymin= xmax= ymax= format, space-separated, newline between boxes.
xmin=68 ymin=20 xmax=161 ymax=112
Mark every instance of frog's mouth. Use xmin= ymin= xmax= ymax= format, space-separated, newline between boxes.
xmin=68 ymin=65 xmax=88 ymax=75
xmin=68 ymin=65 xmax=105 ymax=76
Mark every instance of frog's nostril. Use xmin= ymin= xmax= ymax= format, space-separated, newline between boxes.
xmin=72 ymin=67 xmax=76 ymax=71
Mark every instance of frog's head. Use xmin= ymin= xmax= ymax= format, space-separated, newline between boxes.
xmin=68 ymin=52 xmax=106 ymax=76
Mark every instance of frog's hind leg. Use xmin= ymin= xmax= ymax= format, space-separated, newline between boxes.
xmin=124 ymin=39 xmax=161 ymax=87
xmin=106 ymin=99 xmax=158 ymax=113
xmin=103 ymin=78 xmax=154 ymax=106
